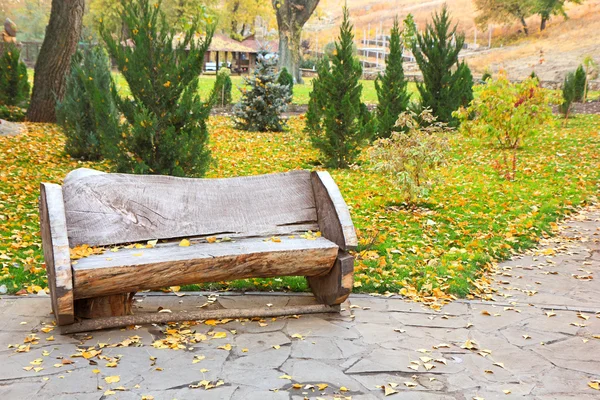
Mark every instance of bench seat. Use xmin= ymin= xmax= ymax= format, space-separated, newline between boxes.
xmin=72 ymin=236 xmax=339 ymax=299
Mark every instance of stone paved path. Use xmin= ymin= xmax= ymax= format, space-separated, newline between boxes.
xmin=0 ymin=205 xmax=599 ymax=399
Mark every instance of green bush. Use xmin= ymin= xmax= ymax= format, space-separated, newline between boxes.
xmin=374 ymin=18 xmax=410 ymax=139
xmin=233 ymin=56 xmax=291 ymax=132
xmin=0 ymin=45 xmax=30 ymax=107
xmin=481 ymin=69 xmax=492 ymax=82
xmin=573 ymin=65 xmax=587 ymax=102
xmin=412 ymin=6 xmax=473 ymax=126
xmin=0 ymin=105 xmax=26 ymax=122
xmin=56 ymin=47 xmax=117 ymax=160
xmin=305 ymin=7 xmax=373 ymax=168
xmin=559 ymin=71 xmax=577 ymax=118
xmin=456 ymin=73 xmax=556 ymax=180
xmin=100 ymin=0 xmax=215 ymax=177
xmin=277 ymin=67 xmax=294 ymax=96
xmin=211 ymin=67 xmax=232 ymax=107
xmin=369 ymin=109 xmax=450 ymax=204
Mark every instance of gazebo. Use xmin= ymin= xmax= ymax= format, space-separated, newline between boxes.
xmin=204 ymin=34 xmax=257 ymax=74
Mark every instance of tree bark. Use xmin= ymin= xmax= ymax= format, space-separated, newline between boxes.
xmin=26 ymin=0 xmax=85 ymax=122
xmin=520 ymin=16 xmax=529 ymax=35
xmin=540 ymin=15 xmax=548 ymax=31
xmin=272 ymin=0 xmax=320 ymax=84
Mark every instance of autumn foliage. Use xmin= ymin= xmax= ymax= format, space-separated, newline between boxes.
xmin=0 ymin=44 xmax=30 ymax=108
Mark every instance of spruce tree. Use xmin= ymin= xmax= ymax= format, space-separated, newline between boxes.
xmin=0 ymin=45 xmax=30 ymax=107
xmin=233 ymin=56 xmax=291 ymax=132
xmin=305 ymin=6 xmax=372 ymax=168
xmin=374 ymin=17 xmax=410 ymax=139
xmin=211 ymin=67 xmax=232 ymax=107
xmin=100 ymin=0 xmax=215 ymax=177
xmin=56 ymin=47 xmax=117 ymax=161
xmin=412 ymin=6 xmax=473 ymax=126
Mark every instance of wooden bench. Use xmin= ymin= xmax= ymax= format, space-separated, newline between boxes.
xmin=40 ymin=168 xmax=357 ymax=333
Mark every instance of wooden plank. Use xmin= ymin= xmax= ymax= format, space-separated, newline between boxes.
xmin=62 ymin=169 xmax=318 ymax=247
xmin=311 ymin=171 xmax=358 ymax=251
xmin=72 ymin=236 xmax=339 ymax=299
xmin=61 ymin=304 xmax=341 ymax=335
xmin=74 ymin=293 xmax=134 ymax=319
xmin=308 ymin=251 xmax=354 ymax=305
xmin=39 ymin=183 xmax=74 ymax=325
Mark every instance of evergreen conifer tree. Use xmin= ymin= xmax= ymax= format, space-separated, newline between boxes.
xmin=56 ymin=47 xmax=117 ymax=160
xmin=573 ymin=65 xmax=587 ymax=102
xmin=100 ymin=0 xmax=215 ymax=177
xmin=211 ymin=67 xmax=232 ymax=107
xmin=305 ymin=6 xmax=372 ymax=168
xmin=233 ymin=56 xmax=291 ymax=132
xmin=374 ymin=17 xmax=410 ymax=139
xmin=277 ymin=67 xmax=294 ymax=96
xmin=0 ymin=45 xmax=30 ymax=107
xmin=412 ymin=6 xmax=473 ymax=126
xmin=560 ymin=71 xmax=577 ymax=119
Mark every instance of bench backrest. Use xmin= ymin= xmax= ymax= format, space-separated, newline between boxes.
xmin=62 ymin=169 xmax=319 ymax=247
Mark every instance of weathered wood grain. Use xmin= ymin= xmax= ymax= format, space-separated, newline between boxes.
xmin=40 ymin=183 xmax=74 ymax=325
xmin=74 ymin=293 xmax=134 ymax=319
xmin=61 ymin=304 xmax=341 ymax=334
xmin=62 ymin=169 xmax=318 ymax=247
xmin=311 ymin=171 xmax=358 ymax=251
xmin=308 ymin=251 xmax=354 ymax=305
xmin=72 ymin=237 xmax=339 ymax=299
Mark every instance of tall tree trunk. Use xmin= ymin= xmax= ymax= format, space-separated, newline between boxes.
xmin=520 ymin=16 xmax=529 ymax=35
xmin=272 ymin=0 xmax=320 ymax=84
xmin=27 ymin=0 xmax=84 ymax=122
xmin=540 ymin=15 xmax=548 ymax=31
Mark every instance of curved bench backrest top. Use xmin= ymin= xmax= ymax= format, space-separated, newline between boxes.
xmin=62 ymin=169 xmax=318 ymax=247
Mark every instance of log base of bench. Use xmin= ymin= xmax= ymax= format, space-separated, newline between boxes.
xmin=74 ymin=293 xmax=135 ymax=319
xmin=61 ymin=304 xmax=341 ymax=335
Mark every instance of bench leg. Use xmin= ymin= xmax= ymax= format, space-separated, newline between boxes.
xmin=74 ymin=293 xmax=135 ymax=319
xmin=307 ymin=251 xmax=354 ymax=305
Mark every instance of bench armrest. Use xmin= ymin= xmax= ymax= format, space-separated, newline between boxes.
xmin=40 ymin=183 xmax=74 ymax=325
xmin=310 ymin=171 xmax=358 ymax=251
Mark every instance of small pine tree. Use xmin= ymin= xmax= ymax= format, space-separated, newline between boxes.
xmin=233 ymin=56 xmax=291 ymax=132
xmin=305 ymin=6 xmax=373 ymax=168
xmin=211 ymin=67 xmax=232 ymax=107
xmin=560 ymin=71 xmax=577 ymax=119
xmin=100 ymin=0 xmax=215 ymax=177
xmin=573 ymin=65 xmax=587 ymax=102
xmin=277 ymin=67 xmax=294 ymax=96
xmin=412 ymin=6 xmax=473 ymax=126
xmin=530 ymin=71 xmax=539 ymax=83
xmin=0 ymin=45 xmax=30 ymax=107
xmin=56 ymin=47 xmax=117 ymax=160
xmin=481 ymin=69 xmax=492 ymax=82
xmin=402 ymin=14 xmax=418 ymax=50
xmin=375 ymin=17 xmax=410 ymax=139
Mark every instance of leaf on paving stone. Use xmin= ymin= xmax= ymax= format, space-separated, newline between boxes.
xmin=212 ymin=332 xmax=227 ymax=339
xmin=545 ymin=311 xmax=556 ymax=317
xmin=259 ymin=322 xmax=268 ymax=327
xmin=481 ymin=310 xmax=491 ymax=316
xmin=407 ymin=365 xmax=419 ymax=371
xmin=92 ymin=369 xmax=100 ymax=374
xmin=106 ymin=362 xmax=118 ymax=367
xmin=158 ymin=309 xmax=172 ymax=313
xmin=493 ymin=362 xmax=505 ymax=369
xmin=317 ymin=383 xmax=328 ymax=390
xmin=272 ymin=345 xmax=281 ymax=350
xmin=292 ymin=383 xmax=302 ymax=389
xmin=279 ymin=374 xmax=292 ymax=380
xmin=340 ymin=386 xmax=349 ymax=392
xmin=484 ymin=370 xmax=494 ymax=374
xmin=384 ymin=385 xmax=399 ymax=396
xmin=200 ymin=368 xmax=209 ymax=373
xmin=22 ymin=366 xmax=33 ymax=371
xmin=291 ymin=333 xmax=304 ymax=340
xmin=179 ymin=239 xmax=190 ymax=247
xmin=393 ymin=329 xmax=406 ymax=333
xmin=53 ymin=363 xmax=62 ymax=368
xmin=417 ymin=348 xmax=430 ymax=353
xmin=424 ymin=363 xmax=435 ymax=371
xmin=388 ymin=382 xmax=398 ymax=388
xmin=577 ymin=313 xmax=590 ymax=321
xmin=404 ymin=381 xmax=417 ymax=388
xmin=241 ymin=348 xmax=248 ymax=353
xmin=420 ymin=356 xmax=432 ymax=363
xmin=217 ymin=344 xmax=232 ymax=351
xmin=141 ymin=396 xmax=154 ymax=400
xmin=434 ymin=358 xmax=447 ymax=365
xmin=461 ymin=340 xmax=478 ymax=350
xmin=522 ymin=335 xmax=531 ymax=339
xmin=105 ymin=376 xmax=120 ymax=384
xmin=34 ymin=367 xmax=43 ymax=372
xmin=104 ymin=390 xmax=115 ymax=396
xmin=434 ymin=343 xmax=451 ymax=349
xmin=503 ymin=389 xmax=511 ymax=394
xmin=349 ymin=305 xmax=361 ymax=309
xmin=588 ymin=381 xmax=600 ymax=390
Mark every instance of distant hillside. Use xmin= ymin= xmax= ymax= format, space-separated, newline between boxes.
xmin=306 ymin=0 xmax=600 ymax=81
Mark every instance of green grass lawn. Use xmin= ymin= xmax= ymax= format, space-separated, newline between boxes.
xmin=1 ymin=113 xmax=599 ymax=301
